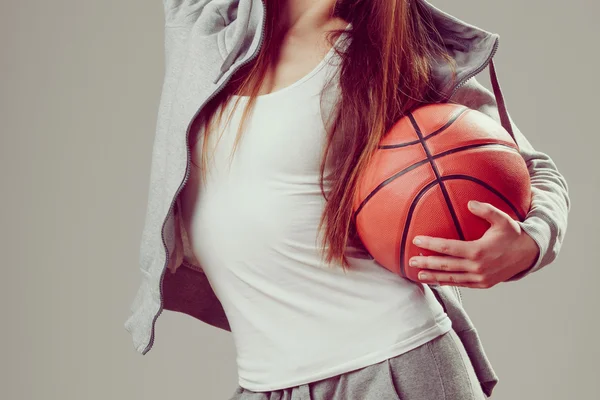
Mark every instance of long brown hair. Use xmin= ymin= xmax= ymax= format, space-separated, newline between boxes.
xmin=189 ymin=0 xmax=456 ymax=269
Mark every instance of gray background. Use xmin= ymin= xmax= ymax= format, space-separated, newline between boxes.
xmin=0 ymin=0 xmax=597 ymax=399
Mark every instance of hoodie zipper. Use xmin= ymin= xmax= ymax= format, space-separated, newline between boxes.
xmin=142 ymin=0 xmax=268 ymax=355
xmin=448 ymin=36 xmax=500 ymax=100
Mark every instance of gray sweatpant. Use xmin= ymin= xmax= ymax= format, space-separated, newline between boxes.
xmin=229 ymin=329 xmax=487 ymax=400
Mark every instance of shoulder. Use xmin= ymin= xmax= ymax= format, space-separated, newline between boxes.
xmin=449 ymin=77 xmax=500 ymax=124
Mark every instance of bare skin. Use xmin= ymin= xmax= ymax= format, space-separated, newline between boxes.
xmin=232 ymin=0 xmax=348 ymax=96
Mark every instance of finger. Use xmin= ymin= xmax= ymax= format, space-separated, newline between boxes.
xmin=413 ymin=236 xmax=474 ymax=259
xmin=409 ymin=255 xmax=478 ymax=273
xmin=468 ymin=201 xmax=511 ymax=227
xmin=417 ymin=271 xmax=489 ymax=287
xmin=436 ymin=281 xmax=493 ymax=289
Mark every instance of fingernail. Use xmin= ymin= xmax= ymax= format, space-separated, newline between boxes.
xmin=419 ymin=272 xmax=431 ymax=280
xmin=413 ymin=237 xmax=422 ymax=245
xmin=410 ymin=259 xmax=418 ymax=267
xmin=469 ymin=200 xmax=480 ymax=210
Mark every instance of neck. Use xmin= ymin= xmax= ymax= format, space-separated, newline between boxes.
xmin=278 ymin=0 xmax=339 ymax=35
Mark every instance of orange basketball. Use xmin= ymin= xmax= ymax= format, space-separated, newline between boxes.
xmin=353 ymin=103 xmax=532 ymax=282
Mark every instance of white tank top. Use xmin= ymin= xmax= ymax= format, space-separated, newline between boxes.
xmin=178 ymin=27 xmax=451 ymax=392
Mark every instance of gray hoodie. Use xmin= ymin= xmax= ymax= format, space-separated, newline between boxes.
xmin=124 ymin=1 xmax=570 ymax=396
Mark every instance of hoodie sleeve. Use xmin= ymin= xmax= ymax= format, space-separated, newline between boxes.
xmin=448 ymin=77 xmax=570 ymax=281
xmin=163 ymin=0 xmax=214 ymax=28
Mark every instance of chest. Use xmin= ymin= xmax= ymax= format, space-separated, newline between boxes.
xmin=229 ymin=21 xmax=347 ymax=96
xmin=199 ymin=96 xmax=331 ymax=182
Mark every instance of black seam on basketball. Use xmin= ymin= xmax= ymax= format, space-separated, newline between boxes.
xmin=379 ymin=139 xmax=421 ymax=149
xmin=441 ymin=175 xmax=525 ymax=221
xmin=422 ymin=106 xmax=469 ymax=141
xmin=377 ymin=106 xmax=468 ymax=150
xmin=399 ymin=180 xmax=439 ymax=277
xmin=398 ymin=175 xmax=524 ymax=277
xmin=353 ymin=143 xmax=518 ymax=219
xmin=435 ymin=142 xmax=517 ymax=157
xmin=354 ymin=159 xmax=430 ymax=218
xmin=409 ymin=112 xmax=465 ymax=241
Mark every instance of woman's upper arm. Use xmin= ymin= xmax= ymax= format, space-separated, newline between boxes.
xmin=449 ymin=77 xmax=570 ymax=278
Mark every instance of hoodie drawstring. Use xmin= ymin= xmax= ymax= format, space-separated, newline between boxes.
xmin=489 ymin=58 xmax=518 ymax=148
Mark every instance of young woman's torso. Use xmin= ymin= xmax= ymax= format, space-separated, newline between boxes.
xmin=177 ymin=18 xmax=452 ymax=392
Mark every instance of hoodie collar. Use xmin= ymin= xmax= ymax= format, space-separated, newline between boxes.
xmin=424 ymin=1 xmax=499 ymax=100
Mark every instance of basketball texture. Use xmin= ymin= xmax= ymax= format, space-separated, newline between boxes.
xmin=353 ymin=103 xmax=532 ymax=282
